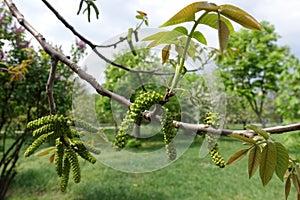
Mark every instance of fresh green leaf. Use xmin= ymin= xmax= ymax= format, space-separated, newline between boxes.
xmin=275 ymin=142 xmax=289 ymax=182
xmin=246 ymin=125 xmax=270 ymax=140
xmin=227 ymin=148 xmax=249 ymax=165
xmin=143 ymin=30 xmax=184 ymax=48
xmin=219 ymin=4 xmax=262 ymax=30
xmin=248 ymin=145 xmax=262 ymax=179
xmin=259 ymin=141 xmax=277 ymax=186
xmin=143 ymin=31 xmax=167 ymax=42
xmin=173 ymin=26 xmax=188 ymax=35
xmin=199 ymin=13 xmax=234 ymax=34
xmin=285 ymin=175 xmax=291 ymax=200
xmin=162 ymin=45 xmax=171 ymax=64
xmin=160 ymin=2 xmax=218 ymax=27
xmin=296 ymin=165 xmax=300 ymax=180
xmin=35 ymin=146 xmax=56 ymax=157
xmin=192 ymin=31 xmax=207 ymax=45
xmin=292 ymin=173 xmax=300 ymax=194
xmin=218 ymin=18 xmax=230 ymax=53
xmin=136 ymin=15 xmax=143 ymax=20
xmin=228 ymin=133 xmax=256 ymax=144
xmin=187 ymin=39 xmax=197 ymax=59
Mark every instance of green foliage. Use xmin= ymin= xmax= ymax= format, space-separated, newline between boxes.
xmin=216 ymin=21 xmax=290 ymax=127
xmin=227 ymin=126 xmax=294 ymax=190
xmin=275 ymin=53 xmax=300 ymax=122
xmin=145 ymin=1 xmax=262 ymax=94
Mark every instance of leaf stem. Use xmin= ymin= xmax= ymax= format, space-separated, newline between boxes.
xmin=169 ymin=11 xmax=209 ymax=94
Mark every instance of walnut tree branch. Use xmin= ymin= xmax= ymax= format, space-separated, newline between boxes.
xmin=46 ymin=56 xmax=58 ymax=115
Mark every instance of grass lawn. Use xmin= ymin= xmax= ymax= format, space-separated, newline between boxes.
xmin=5 ymin=132 xmax=297 ymax=200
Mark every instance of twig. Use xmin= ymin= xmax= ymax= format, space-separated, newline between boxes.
xmin=46 ymin=56 xmax=58 ymax=115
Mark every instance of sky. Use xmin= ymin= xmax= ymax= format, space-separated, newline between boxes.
xmin=10 ymin=0 xmax=300 ymax=58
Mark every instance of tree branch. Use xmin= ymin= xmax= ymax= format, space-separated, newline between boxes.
xmin=46 ymin=56 xmax=58 ymax=115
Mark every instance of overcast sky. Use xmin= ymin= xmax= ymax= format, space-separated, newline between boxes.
xmin=11 ymin=0 xmax=300 ymax=58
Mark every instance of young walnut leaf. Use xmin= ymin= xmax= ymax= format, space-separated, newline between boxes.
xmin=246 ymin=125 xmax=270 ymax=140
xmin=160 ymin=1 xmax=218 ymax=27
xmin=162 ymin=45 xmax=171 ymax=64
xmin=274 ymin=142 xmax=289 ymax=182
xmin=228 ymin=134 xmax=256 ymax=144
xmin=199 ymin=13 xmax=234 ymax=34
xmin=35 ymin=146 xmax=56 ymax=157
xmin=259 ymin=141 xmax=277 ymax=186
xmin=248 ymin=145 xmax=262 ymax=179
xmin=218 ymin=4 xmax=262 ymax=30
xmin=285 ymin=175 xmax=291 ymax=200
xmin=227 ymin=148 xmax=249 ymax=165
xmin=192 ymin=31 xmax=207 ymax=45
xmin=218 ymin=17 xmax=230 ymax=53
xmin=292 ymin=174 xmax=300 ymax=195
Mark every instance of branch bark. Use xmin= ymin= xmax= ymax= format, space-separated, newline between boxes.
xmin=46 ymin=56 xmax=58 ymax=115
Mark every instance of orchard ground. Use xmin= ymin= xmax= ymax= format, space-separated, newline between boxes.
xmin=5 ymin=127 xmax=299 ymax=200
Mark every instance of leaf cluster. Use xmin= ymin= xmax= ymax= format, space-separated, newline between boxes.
xmin=227 ymin=125 xmax=292 ymax=189
xmin=143 ymin=1 xmax=262 ymax=66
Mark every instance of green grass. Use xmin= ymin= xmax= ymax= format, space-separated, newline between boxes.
xmin=5 ymin=135 xmax=298 ymax=200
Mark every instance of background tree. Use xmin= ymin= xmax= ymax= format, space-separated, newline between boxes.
xmin=0 ymin=6 xmax=86 ymax=198
xmin=216 ymin=21 xmax=293 ymax=127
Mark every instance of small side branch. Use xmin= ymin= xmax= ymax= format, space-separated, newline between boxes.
xmin=46 ymin=56 xmax=58 ymax=115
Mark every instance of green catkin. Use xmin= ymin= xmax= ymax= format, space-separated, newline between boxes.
xmin=204 ymin=112 xmax=225 ymax=168
xmin=82 ymin=142 xmax=101 ymax=154
xmin=26 ymin=115 xmax=58 ymax=130
xmin=161 ymin=108 xmax=177 ymax=160
xmin=114 ymin=91 xmax=164 ymax=150
xmin=60 ymin=155 xmax=71 ymax=192
xmin=32 ymin=124 xmax=55 ymax=137
xmin=73 ymin=118 xmax=99 ymax=133
xmin=72 ymin=141 xmax=97 ymax=164
xmin=113 ymin=111 xmax=134 ymax=150
xmin=209 ymin=144 xmax=225 ymax=168
xmin=24 ymin=131 xmax=55 ymax=157
xmin=55 ymin=138 xmax=64 ymax=177
xmin=66 ymin=147 xmax=81 ymax=183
